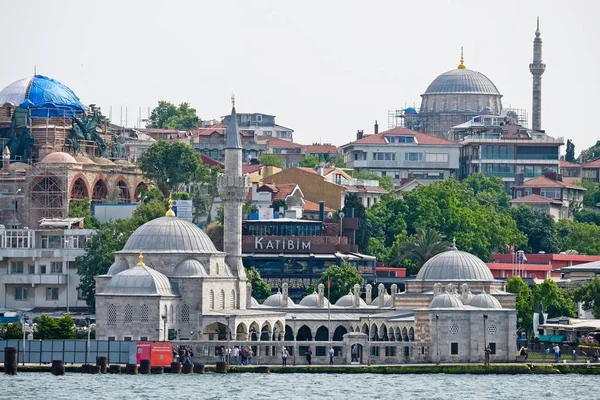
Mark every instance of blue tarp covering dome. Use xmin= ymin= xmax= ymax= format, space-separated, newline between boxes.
xmin=0 ymin=75 xmax=85 ymax=117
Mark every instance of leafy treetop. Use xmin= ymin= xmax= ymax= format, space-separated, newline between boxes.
xmin=147 ymin=101 xmax=199 ymax=130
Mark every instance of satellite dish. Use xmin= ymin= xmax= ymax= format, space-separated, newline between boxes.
xmin=326 ymin=212 xmax=333 ymax=219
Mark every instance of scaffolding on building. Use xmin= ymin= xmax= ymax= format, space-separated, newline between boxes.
xmin=27 ymin=163 xmax=69 ymax=228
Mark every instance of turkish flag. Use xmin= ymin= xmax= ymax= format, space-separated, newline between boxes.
xmin=328 ymin=280 xmax=332 ymax=288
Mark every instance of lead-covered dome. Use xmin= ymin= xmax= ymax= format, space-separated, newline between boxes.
xmin=299 ymin=293 xmax=330 ymax=308
xmin=107 ymin=258 xmax=129 ymax=275
xmin=424 ymin=69 xmax=500 ymax=95
xmin=335 ymin=292 xmax=367 ymax=308
xmin=0 ymin=75 xmax=85 ymax=117
xmin=371 ymin=293 xmax=393 ymax=307
xmin=102 ymin=266 xmax=178 ymax=296
xmin=416 ymin=248 xmax=495 ymax=281
xmin=172 ymin=258 xmax=207 ymax=277
xmin=40 ymin=152 xmax=78 ymax=164
xmin=429 ymin=292 xmax=464 ymax=309
xmin=121 ymin=216 xmax=218 ymax=253
xmin=263 ymin=292 xmax=295 ymax=307
xmin=470 ymin=292 xmax=502 ymax=309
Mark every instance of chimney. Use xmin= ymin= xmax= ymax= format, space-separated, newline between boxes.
xmin=353 ymin=284 xmax=361 ymax=308
xmin=319 ymin=201 xmax=325 ymax=222
xmin=282 ymin=282 xmax=289 ymax=308
xmin=365 ymin=284 xmax=372 ymax=304
xmin=374 ymin=120 xmax=379 ymax=134
xmin=356 ymin=130 xmax=364 ymax=140
xmin=317 ymin=283 xmax=325 ymax=307
xmin=514 ymin=173 xmax=524 ymax=187
xmin=246 ymin=282 xmax=253 ymax=308
xmin=2 ymin=146 xmax=10 ymax=174
xmin=378 ymin=283 xmax=385 ymax=308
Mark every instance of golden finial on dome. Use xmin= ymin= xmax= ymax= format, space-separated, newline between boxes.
xmin=165 ymin=194 xmax=176 ymax=217
xmin=457 ymin=46 xmax=466 ymax=69
xmin=137 ymin=250 xmax=144 ymax=266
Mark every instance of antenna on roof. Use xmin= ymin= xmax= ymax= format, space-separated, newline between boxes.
xmin=34 ymin=65 xmax=37 ymax=76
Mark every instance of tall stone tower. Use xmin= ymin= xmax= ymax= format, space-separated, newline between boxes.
xmin=529 ymin=17 xmax=546 ymax=131
xmin=218 ymin=96 xmax=250 ymax=307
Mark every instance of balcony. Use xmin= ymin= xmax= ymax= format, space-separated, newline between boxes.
xmin=483 ymin=171 xmax=514 ymax=178
xmin=3 ymin=274 xmax=68 ymax=285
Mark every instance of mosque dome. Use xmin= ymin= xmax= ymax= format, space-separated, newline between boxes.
xmin=74 ymin=155 xmax=96 ymax=165
xmin=0 ymin=75 xmax=85 ymax=117
xmin=429 ymin=292 xmax=464 ymax=309
xmin=250 ymin=297 xmax=260 ymax=307
xmin=371 ymin=293 xmax=393 ymax=307
xmin=40 ymin=152 xmax=78 ymax=164
xmin=106 ymin=258 xmax=129 ymax=275
xmin=416 ymin=248 xmax=494 ymax=281
xmin=172 ymin=258 xmax=207 ymax=277
xmin=263 ymin=292 xmax=295 ymax=307
xmin=424 ymin=69 xmax=500 ymax=95
xmin=469 ymin=292 xmax=502 ymax=309
xmin=335 ymin=292 xmax=367 ymax=307
xmin=299 ymin=293 xmax=330 ymax=308
xmin=121 ymin=216 xmax=218 ymax=254
xmin=103 ymin=265 xmax=178 ymax=296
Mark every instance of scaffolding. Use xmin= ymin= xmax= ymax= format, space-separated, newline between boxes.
xmin=27 ymin=163 xmax=69 ymax=228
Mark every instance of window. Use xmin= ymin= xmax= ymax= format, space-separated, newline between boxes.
xmin=108 ymin=304 xmax=117 ymax=325
xmin=371 ymin=346 xmax=380 ymax=356
xmin=3 ymin=230 xmax=30 ymax=248
xmin=373 ymin=152 xmax=396 ymax=161
xmin=77 ymin=288 xmax=85 ymax=300
xmin=28 ymin=265 xmax=35 ymax=274
xmin=181 ymin=304 xmax=190 ymax=323
xmin=488 ymin=342 xmax=496 ymax=355
xmin=15 ymin=287 xmax=28 ymax=300
xmin=404 ymin=152 xmax=423 ymax=162
xmin=450 ymin=342 xmax=459 ymax=355
xmin=385 ymin=346 xmax=396 ymax=357
xmin=450 ymin=324 xmax=459 ymax=334
xmin=540 ymin=188 xmax=561 ymax=199
xmin=263 ymin=130 xmax=272 ymax=136
xmin=10 ymin=261 xmax=24 ymax=274
xmin=46 ymin=287 xmax=59 ymax=300
xmin=425 ymin=153 xmax=449 ymax=163
xmin=140 ymin=336 xmax=149 ymax=341
xmin=40 ymin=265 xmax=47 ymax=274
xmin=124 ymin=304 xmax=133 ymax=323
xmin=50 ymin=262 xmax=62 ymax=274
xmin=140 ymin=305 xmax=149 ymax=323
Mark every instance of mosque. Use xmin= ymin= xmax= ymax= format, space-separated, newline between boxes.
xmin=95 ymin=100 xmax=518 ymax=364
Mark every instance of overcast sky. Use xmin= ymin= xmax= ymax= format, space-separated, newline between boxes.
xmin=1 ymin=0 xmax=598 ymax=152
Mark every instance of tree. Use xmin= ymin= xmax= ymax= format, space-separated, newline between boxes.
xmin=138 ymin=141 xmax=203 ymax=195
xmin=579 ymin=179 xmax=600 ymax=208
xmin=0 ymin=323 xmax=23 ymax=339
xmin=299 ymin=156 xmax=320 ymax=168
xmin=511 ymin=205 xmax=558 ymax=253
xmin=566 ymin=139 xmax=576 ymax=163
xmin=206 ymin=222 xmax=224 ymax=251
xmin=246 ymin=266 xmax=271 ymax=301
xmin=270 ymin=199 xmax=287 ymax=213
xmin=147 ymin=101 xmax=199 ymax=130
xmin=556 ymin=220 xmax=600 ymax=254
xmin=343 ymin=193 xmax=369 ymax=252
xmin=532 ymin=279 xmax=577 ymax=319
xmin=34 ymin=315 xmax=75 ymax=339
xmin=260 ymin=154 xmax=286 ymax=168
xmin=352 ymin=171 xmax=393 ymax=192
xmin=329 ymin=155 xmax=346 ymax=168
xmin=579 ymin=140 xmax=600 ymax=163
xmin=574 ymin=209 xmax=600 ymax=226
xmin=316 ymin=262 xmax=364 ymax=303
xmin=68 ymin=199 xmax=100 ymax=229
xmin=463 ymin=173 xmax=510 ymax=209
xmin=574 ymin=277 xmax=600 ymax=318
xmin=393 ymin=228 xmax=451 ymax=270
xmin=506 ymin=277 xmax=533 ymax=332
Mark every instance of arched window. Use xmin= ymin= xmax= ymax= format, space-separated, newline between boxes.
xmin=209 ymin=290 xmax=215 ymax=310
xmin=230 ymin=290 xmax=236 ymax=309
xmin=108 ymin=304 xmax=117 ymax=325
xmin=181 ymin=304 xmax=190 ymax=323
xmin=169 ymin=305 xmax=174 ymax=323
xmin=140 ymin=305 xmax=149 ymax=323
xmin=163 ymin=305 xmax=168 ymax=320
xmin=220 ymin=289 xmax=225 ymax=310
xmin=124 ymin=304 xmax=133 ymax=323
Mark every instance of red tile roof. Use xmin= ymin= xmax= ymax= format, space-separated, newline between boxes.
xmin=256 ymin=136 xmax=302 ymax=148
xmin=242 ymin=164 xmax=263 ymax=175
xmin=302 ymin=144 xmax=340 ymax=154
xmin=303 ymin=199 xmax=334 ymax=212
xmin=346 ymin=127 xmax=457 ymax=146
xmin=297 ymin=167 xmax=319 ymax=175
xmin=560 ymin=160 xmax=580 ymax=168
xmin=271 ymin=184 xmax=300 ymax=200
xmin=200 ymin=154 xmax=224 ymax=168
xmin=510 ymin=194 xmax=563 ymax=205
xmin=584 ymin=159 xmax=600 ymax=168
xmin=515 ymin=176 xmax=585 ymax=190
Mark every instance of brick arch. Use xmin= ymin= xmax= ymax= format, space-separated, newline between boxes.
xmin=112 ymin=175 xmax=132 ymax=204
xmin=91 ymin=175 xmax=108 ymax=203
xmin=134 ymin=181 xmax=148 ymax=201
xmin=68 ymin=173 xmax=91 ymax=201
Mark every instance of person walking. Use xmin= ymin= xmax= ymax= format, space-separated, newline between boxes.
xmin=329 ymin=347 xmax=335 ymax=365
xmin=282 ymin=347 xmax=289 ymax=367
xmin=247 ymin=348 xmax=254 ymax=365
xmin=553 ymin=344 xmax=560 ymax=363
xmin=241 ymin=346 xmax=249 ymax=365
xmin=233 ymin=346 xmax=240 ymax=365
xmin=305 ymin=349 xmax=312 ymax=365
xmin=572 ymin=349 xmax=578 ymax=362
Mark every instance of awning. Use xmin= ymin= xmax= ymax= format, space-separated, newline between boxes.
xmin=537 ymin=335 xmax=567 ymax=342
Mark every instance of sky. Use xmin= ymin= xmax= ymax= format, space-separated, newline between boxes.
xmin=1 ymin=0 xmax=599 ymax=152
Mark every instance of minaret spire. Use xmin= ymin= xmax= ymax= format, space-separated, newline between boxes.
xmin=530 ymin=17 xmax=546 ymax=131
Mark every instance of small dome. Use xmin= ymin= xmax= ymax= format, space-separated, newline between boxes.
xmin=10 ymin=162 xmax=30 ymax=172
xmin=424 ymin=69 xmax=500 ymax=95
xmin=416 ymin=248 xmax=494 ymax=281
xmin=263 ymin=292 xmax=295 ymax=307
xmin=106 ymin=258 xmax=129 ymax=275
xmin=40 ymin=152 xmax=77 ymax=164
xmin=336 ymin=293 xmax=367 ymax=307
xmin=371 ymin=293 xmax=393 ymax=307
xmin=74 ymin=155 xmax=95 ymax=165
xmin=102 ymin=266 xmax=178 ymax=296
xmin=114 ymin=159 xmax=136 ymax=168
xmin=429 ymin=293 xmax=464 ymax=309
xmin=172 ymin=258 xmax=207 ymax=277
xmin=90 ymin=157 xmax=116 ymax=166
xmin=122 ymin=216 xmax=218 ymax=253
xmin=470 ymin=292 xmax=502 ymax=309
xmin=299 ymin=293 xmax=330 ymax=307
xmin=250 ymin=297 xmax=260 ymax=307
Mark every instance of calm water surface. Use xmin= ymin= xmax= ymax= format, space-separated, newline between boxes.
xmin=0 ymin=373 xmax=593 ymax=400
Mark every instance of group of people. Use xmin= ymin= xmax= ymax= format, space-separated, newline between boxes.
xmin=173 ymin=345 xmax=194 ymax=365
xmin=216 ymin=345 xmax=254 ymax=365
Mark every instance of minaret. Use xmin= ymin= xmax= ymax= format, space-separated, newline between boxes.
xmin=218 ymin=95 xmax=250 ymax=307
xmin=529 ymin=17 xmax=546 ymax=131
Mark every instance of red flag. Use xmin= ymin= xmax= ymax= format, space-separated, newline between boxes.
xmin=510 ymin=244 xmax=514 ymax=254
xmin=328 ymin=280 xmax=332 ymax=288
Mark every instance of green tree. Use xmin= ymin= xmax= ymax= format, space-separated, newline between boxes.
xmin=574 ymin=277 xmax=600 ymax=318
xmin=532 ymin=279 xmax=577 ymax=319
xmin=270 ymin=199 xmax=287 ymax=213
xmin=463 ymin=173 xmax=510 ymax=209
xmin=206 ymin=222 xmax=224 ymax=251
xmin=574 ymin=208 xmax=600 ymax=226
xmin=35 ymin=315 xmax=76 ymax=339
xmin=148 ymin=101 xmax=199 ymax=130
xmin=260 ymin=154 xmax=286 ymax=168
xmin=329 ymin=155 xmax=346 ymax=168
xmin=566 ymin=139 xmax=576 ymax=163
xmin=138 ymin=141 xmax=204 ymax=195
xmin=511 ymin=205 xmax=558 ymax=253
xmin=352 ymin=171 xmax=393 ymax=192
xmin=579 ymin=140 xmax=600 ymax=163
xmin=506 ymin=277 xmax=533 ymax=332
xmin=343 ymin=193 xmax=369 ymax=252
xmin=556 ymin=220 xmax=600 ymax=254
xmin=0 ymin=323 xmax=23 ymax=339
xmin=316 ymin=262 xmax=364 ymax=303
xmin=579 ymin=179 xmax=600 ymax=208
xmin=171 ymin=191 xmax=192 ymax=200
xmin=68 ymin=199 xmax=100 ymax=229
xmin=393 ymin=228 xmax=451 ymax=270
xmin=299 ymin=155 xmax=320 ymax=168
xmin=246 ymin=266 xmax=271 ymax=301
